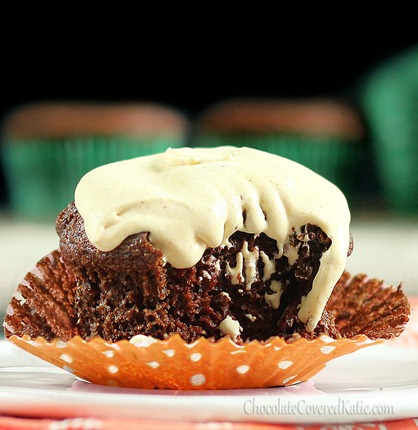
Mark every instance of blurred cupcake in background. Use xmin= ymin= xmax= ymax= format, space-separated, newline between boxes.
xmin=360 ymin=45 xmax=418 ymax=214
xmin=1 ymin=102 xmax=190 ymax=220
xmin=0 ymin=155 xmax=8 ymax=209
xmin=194 ymin=98 xmax=367 ymax=204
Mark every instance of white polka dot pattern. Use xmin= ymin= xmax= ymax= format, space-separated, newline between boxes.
xmin=8 ymin=330 xmax=379 ymax=390
xmin=320 ymin=345 xmax=336 ymax=354
xmin=278 ymin=360 xmax=293 ymax=369
xmin=163 ymin=349 xmax=175 ymax=357
xmin=59 ymin=353 xmax=73 ymax=364
xmin=190 ymin=374 xmax=206 ymax=386
xmin=230 ymin=349 xmax=246 ymax=355
xmin=129 ymin=335 xmax=158 ymax=347
xmin=190 ymin=353 xmax=202 ymax=362
xmin=55 ymin=340 xmax=67 ymax=349
xmin=236 ymin=365 xmax=250 ymax=374
xmin=282 ymin=375 xmax=296 ymax=384
xmin=321 ymin=335 xmax=335 ymax=343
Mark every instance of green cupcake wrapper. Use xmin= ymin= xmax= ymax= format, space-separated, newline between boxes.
xmin=361 ymin=46 xmax=418 ymax=214
xmin=194 ymin=133 xmax=365 ymax=203
xmin=2 ymin=135 xmax=185 ymax=220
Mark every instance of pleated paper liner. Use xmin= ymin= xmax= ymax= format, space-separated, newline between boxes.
xmin=7 ymin=332 xmax=379 ymax=390
xmin=3 ymin=249 xmax=402 ymax=390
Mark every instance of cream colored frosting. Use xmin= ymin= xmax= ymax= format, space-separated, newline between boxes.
xmin=219 ymin=316 xmax=243 ymax=342
xmin=264 ymin=280 xmax=284 ymax=309
xmin=75 ymin=146 xmax=351 ymax=331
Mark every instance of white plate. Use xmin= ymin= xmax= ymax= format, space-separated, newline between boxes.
xmin=0 ymin=340 xmax=418 ymax=424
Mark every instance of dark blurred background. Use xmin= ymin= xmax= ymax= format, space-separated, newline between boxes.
xmin=3 ymin=35 xmax=418 ymax=194
xmin=1 ymin=37 xmax=417 ymax=208
xmin=2 ymin=39 xmax=416 ymax=118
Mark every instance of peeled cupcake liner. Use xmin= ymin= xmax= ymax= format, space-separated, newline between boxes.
xmin=4 ymin=250 xmax=381 ymax=390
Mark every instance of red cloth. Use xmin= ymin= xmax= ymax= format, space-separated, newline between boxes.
xmin=1 ymin=298 xmax=417 ymax=430
xmin=0 ymin=417 xmax=418 ymax=430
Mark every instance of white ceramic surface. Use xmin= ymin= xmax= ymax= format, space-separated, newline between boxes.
xmin=0 ymin=340 xmax=417 ymax=424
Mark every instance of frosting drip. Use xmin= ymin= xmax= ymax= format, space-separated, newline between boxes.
xmin=75 ymin=146 xmax=351 ymax=331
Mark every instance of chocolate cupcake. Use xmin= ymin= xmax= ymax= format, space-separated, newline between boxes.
xmin=1 ymin=102 xmax=189 ymax=220
xmin=194 ymin=98 xmax=367 ymax=203
xmin=3 ymin=146 xmax=410 ymax=390
xmin=54 ymin=205 xmax=341 ymax=343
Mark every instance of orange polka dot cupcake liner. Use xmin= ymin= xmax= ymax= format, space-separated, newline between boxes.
xmin=7 ymin=333 xmax=379 ymax=390
xmin=4 ymin=249 xmax=382 ymax=390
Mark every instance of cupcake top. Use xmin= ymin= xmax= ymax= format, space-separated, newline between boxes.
xmin=75 ymin=146 xmax=351 ymax=332
xmin=2 ymin=102 xmax=189 ymax=139
xmin=196 ymin=98 xmax=365 ymax=139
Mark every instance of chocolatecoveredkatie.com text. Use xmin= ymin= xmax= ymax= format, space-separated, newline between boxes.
xmin=243 ymin=397 xmax=395 ymax=417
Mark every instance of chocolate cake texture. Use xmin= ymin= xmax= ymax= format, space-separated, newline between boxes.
xmin=54 ymin=202 xmax=340 ymax=343
xmin=3 ymin=202 xmax=409 ymax=345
